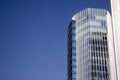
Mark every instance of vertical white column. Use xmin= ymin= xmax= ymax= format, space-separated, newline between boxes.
xmin=110 ymin=0 xmax=120 ymax=80
xmin=106 ymin=12 xmax=116 ymax=80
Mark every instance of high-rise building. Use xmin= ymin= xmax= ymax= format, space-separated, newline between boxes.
xmin=67 ymin=8 xmax=116 ymax=80
xmin=110 ymin=0 xmax=120 ymax=80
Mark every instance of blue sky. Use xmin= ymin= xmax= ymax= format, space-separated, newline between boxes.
xmin=0 ymin=0 xmax=110 ymax=80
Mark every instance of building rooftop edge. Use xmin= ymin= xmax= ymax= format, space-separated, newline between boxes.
xmin=71 ymin=7 xmax=109 ymax=20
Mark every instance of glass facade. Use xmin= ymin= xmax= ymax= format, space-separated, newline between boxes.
xmin=68 ymin=20 xmax=76 ymax=80
xmin=67 ymin=8 xmax=113 ymax=80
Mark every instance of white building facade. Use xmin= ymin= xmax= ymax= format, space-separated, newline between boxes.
xmin=110 ymin=0 xmax=120 ymax=80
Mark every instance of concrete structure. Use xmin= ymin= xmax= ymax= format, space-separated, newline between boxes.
xmin=110 ymin=0 xmax=120 ymax=80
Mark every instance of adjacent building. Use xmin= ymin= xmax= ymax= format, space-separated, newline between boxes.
xmin=110 ymin=0 xmax=120 ymax=80
xmin=67 ymin=8 xmax=116 ymax=80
